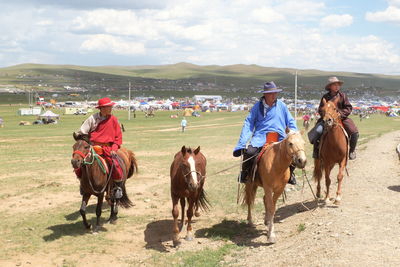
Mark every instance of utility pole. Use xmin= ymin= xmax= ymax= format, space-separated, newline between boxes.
xmin=128 ymin=81 xmax=131 ymax=120
xmin=294 ymin=70 xmax=298 ymax=120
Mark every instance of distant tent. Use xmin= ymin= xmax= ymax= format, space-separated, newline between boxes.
xmin=40 ymin=110 xmax=60 ymax=118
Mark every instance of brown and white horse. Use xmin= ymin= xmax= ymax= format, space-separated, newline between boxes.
xmin=170 ymin=146 xmax=210 ymax=247
xmin=243 ymin=130 xmax=307 ymax=243
xmin=314 ymin=98 xmax=348 ymax=205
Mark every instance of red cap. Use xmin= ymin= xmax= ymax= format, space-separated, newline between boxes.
xmin=96 ymin=97 xmax=115 ymax=108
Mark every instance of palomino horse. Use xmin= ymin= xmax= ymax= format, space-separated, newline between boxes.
xmin=71 ymin=134 xmax=138 ymax=231
xmin=314 ymin=98 xmax=348 ymax=205
xmin=243 ymin=130 xmax=307 ymax=243
xmin=170 ymin=146 xmax=210 ymax=247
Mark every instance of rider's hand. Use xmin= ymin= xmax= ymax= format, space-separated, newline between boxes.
xmin=233 ymin=149 xmax=243 ymax=157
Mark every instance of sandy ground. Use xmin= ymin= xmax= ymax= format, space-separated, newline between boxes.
xmin=1 ymin=130 xmax=400 ymax=266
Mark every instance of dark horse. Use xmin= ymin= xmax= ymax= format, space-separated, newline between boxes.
xmin=71 ymin=133 xmax=138 ymax=231
xmin=170 ymin=146 xmax=210 ymax=247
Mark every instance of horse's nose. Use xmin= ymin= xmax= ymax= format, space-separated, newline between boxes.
xmin=296 ymin=157 xmax=307 ymax=169
xmin=71 ymin=159 xmax=80 ymax=169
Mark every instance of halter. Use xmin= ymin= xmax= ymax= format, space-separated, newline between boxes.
xmin=183 ymin=170 xmax=204 ymax=181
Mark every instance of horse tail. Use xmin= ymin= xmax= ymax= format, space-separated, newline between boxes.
xmin=127 ymin=150 xmax=138 ymax=178
xmin=196 ymin=188 xmax=211 ymax=212
xmin=241 ymin=182 xmax=257 ymax=207
xmin=118 ymin=181 xmax=134 ymax=208
xmin=313 ymin=158 xmax=323 ymax=182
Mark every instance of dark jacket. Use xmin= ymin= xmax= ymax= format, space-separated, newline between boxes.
xmin=318 ymin=91 xmax=352 ymax=119
xmin=318 ymin=90 xmax=358 ymax=135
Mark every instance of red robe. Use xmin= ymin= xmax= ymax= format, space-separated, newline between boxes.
xmin=75 ymin=115 xmax=124 ymax=181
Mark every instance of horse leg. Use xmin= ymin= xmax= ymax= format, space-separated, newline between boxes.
xmin=324 ymin=164 xmax=333 ymax=204
xmin=185 ymin=198 xmax=194 ymax=241
xmin=246 ymin=182 xmax=258 ymax=227
xmin=313 ymin=159 xmax=322 ymax=198
xmin=93 ymin=193 xmax=104 ymax=232
xmin=172 ymin=195 xmax=181 ymax=247
xmin=263 ymin=187 xmax=276 ymax=243
xmin=179 ymin=197 xmax=185 ymax=232
xmin=107 ymin=198 xmax=118 ymax=224
xmin=80 ymin=194 xmax=91 ymax=230
xmin=334 ymin=160 xmax=346 ymax=205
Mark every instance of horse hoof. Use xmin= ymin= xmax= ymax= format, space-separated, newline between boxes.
xmin=267 ymin=236 xmax=276 ymax=244
xmin=195 ymin=211 xmax=200 ymax=217
xmin=173 ymin=240 xmax=181 ymax=247
xmin=185 ymin=236 xmax=193 ymax=241
xmin=248 ymin=222 xmax=255 ymax=228
xmin=333 ymin=199 xmax=341 ymax=205
xmin=85 ymin=224 xmax=92 ymax=230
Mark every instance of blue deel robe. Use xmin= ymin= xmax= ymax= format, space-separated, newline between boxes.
xmin=233 ymin=99 xmax=298 ymax=153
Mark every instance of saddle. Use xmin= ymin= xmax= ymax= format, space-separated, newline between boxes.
xmin=249 ymin=132 xmax=279 ymax=182
xmin=92 ymin=145 xmax=127 ymax=180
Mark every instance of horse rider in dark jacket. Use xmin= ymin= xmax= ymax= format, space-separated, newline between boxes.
xmin=233 ymin=81 xmax=298 ymax=184
xmin=309 ymin=77 xmax=359 ymax=160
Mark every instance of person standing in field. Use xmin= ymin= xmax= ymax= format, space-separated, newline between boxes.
xmin=233 ymin=81 xmax=298 ymax=184
xmin=181 ymin=117 xmax=187 ymax=132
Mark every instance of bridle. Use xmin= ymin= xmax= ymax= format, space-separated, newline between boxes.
xmin=183 ymin=170 xmax=204 ymax=182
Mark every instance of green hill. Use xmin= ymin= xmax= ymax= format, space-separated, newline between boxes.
xmin=0 ymin=63 xmax=399 ymax=99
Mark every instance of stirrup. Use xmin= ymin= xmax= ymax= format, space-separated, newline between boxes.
xmin=113 ymin=185 xmax=123 ymax=199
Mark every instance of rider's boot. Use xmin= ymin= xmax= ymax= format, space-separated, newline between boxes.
xmin=288 ymin=164 xmax=297 ymax=185
xmin=349 ymin=132 xmax=359 ymax=160
xmin=312 ymin=140 xmax=320 ymax=159
xmin=239 ymin=153 xmax=254 ymax=183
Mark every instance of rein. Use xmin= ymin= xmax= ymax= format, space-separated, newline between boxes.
xmin=73 ymin=146 xmax=114 ymax=195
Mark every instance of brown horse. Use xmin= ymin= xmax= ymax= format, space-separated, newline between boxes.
xmin=71 ymin=134 xmax=138 ymax=231
xmin=313 ymin=98 xmax=348 ymax=205
xmin=243 ymin=130 xmax=307 ymax=243
xmin=170 ymin=146 xmax=210 ymax=247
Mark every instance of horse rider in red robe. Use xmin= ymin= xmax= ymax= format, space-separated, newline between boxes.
xmin=74 ymin=97 xmax=125 ymax=195
xmin=309 ymin=77 xmax=359 ymax=160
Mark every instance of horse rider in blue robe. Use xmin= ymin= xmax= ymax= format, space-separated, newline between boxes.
xmin=233 ymin=81 xmax=298 ymax=184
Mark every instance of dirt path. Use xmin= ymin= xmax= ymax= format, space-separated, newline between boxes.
xmin=230 ymin=130 xmax=400 ymax=266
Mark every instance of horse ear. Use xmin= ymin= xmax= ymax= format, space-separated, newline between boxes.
xmin=73 ymin=132 xmax=78 ymax=141
xmin=194 ymin=146 xmax=200 ymax=155
xmin=181 ymin=145 xmax=186 ymax=155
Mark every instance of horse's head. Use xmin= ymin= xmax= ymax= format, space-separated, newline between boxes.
xmin=285 ymin=130 xmax=307 ymax=169
xmin=71 ymin=133 xmax=91 ymax=169
xmin=180 ymin=145 xmax=202 ymax=191
xmin=321 ymin=98 xmax=341 ymax=128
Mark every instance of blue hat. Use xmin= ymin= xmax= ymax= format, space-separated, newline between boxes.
xmin=258 ymin=81 xmax=282 ymax=93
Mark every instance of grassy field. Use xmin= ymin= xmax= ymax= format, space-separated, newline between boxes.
xmin=0 ymin=106 xmax=398 ymax=266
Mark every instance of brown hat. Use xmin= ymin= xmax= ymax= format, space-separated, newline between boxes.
xmin=325 ymin=77 xmax=344 ymax=90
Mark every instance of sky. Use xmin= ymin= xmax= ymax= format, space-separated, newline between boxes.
xmin=1 ymin=0 xmax=400 ymax=74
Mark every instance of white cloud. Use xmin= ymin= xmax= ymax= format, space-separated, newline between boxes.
xmin=80 ymin=34 xmax=145 ymax=55
xmin=0 ymin=0 xmax=399 ymax=74
xmin=320 ymin=14 xmax=353 ymax=28
xmin=366 ymin=5 xmax=400 ymax=23
xmin=252 ymin=7 xmax=285 ymax=23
